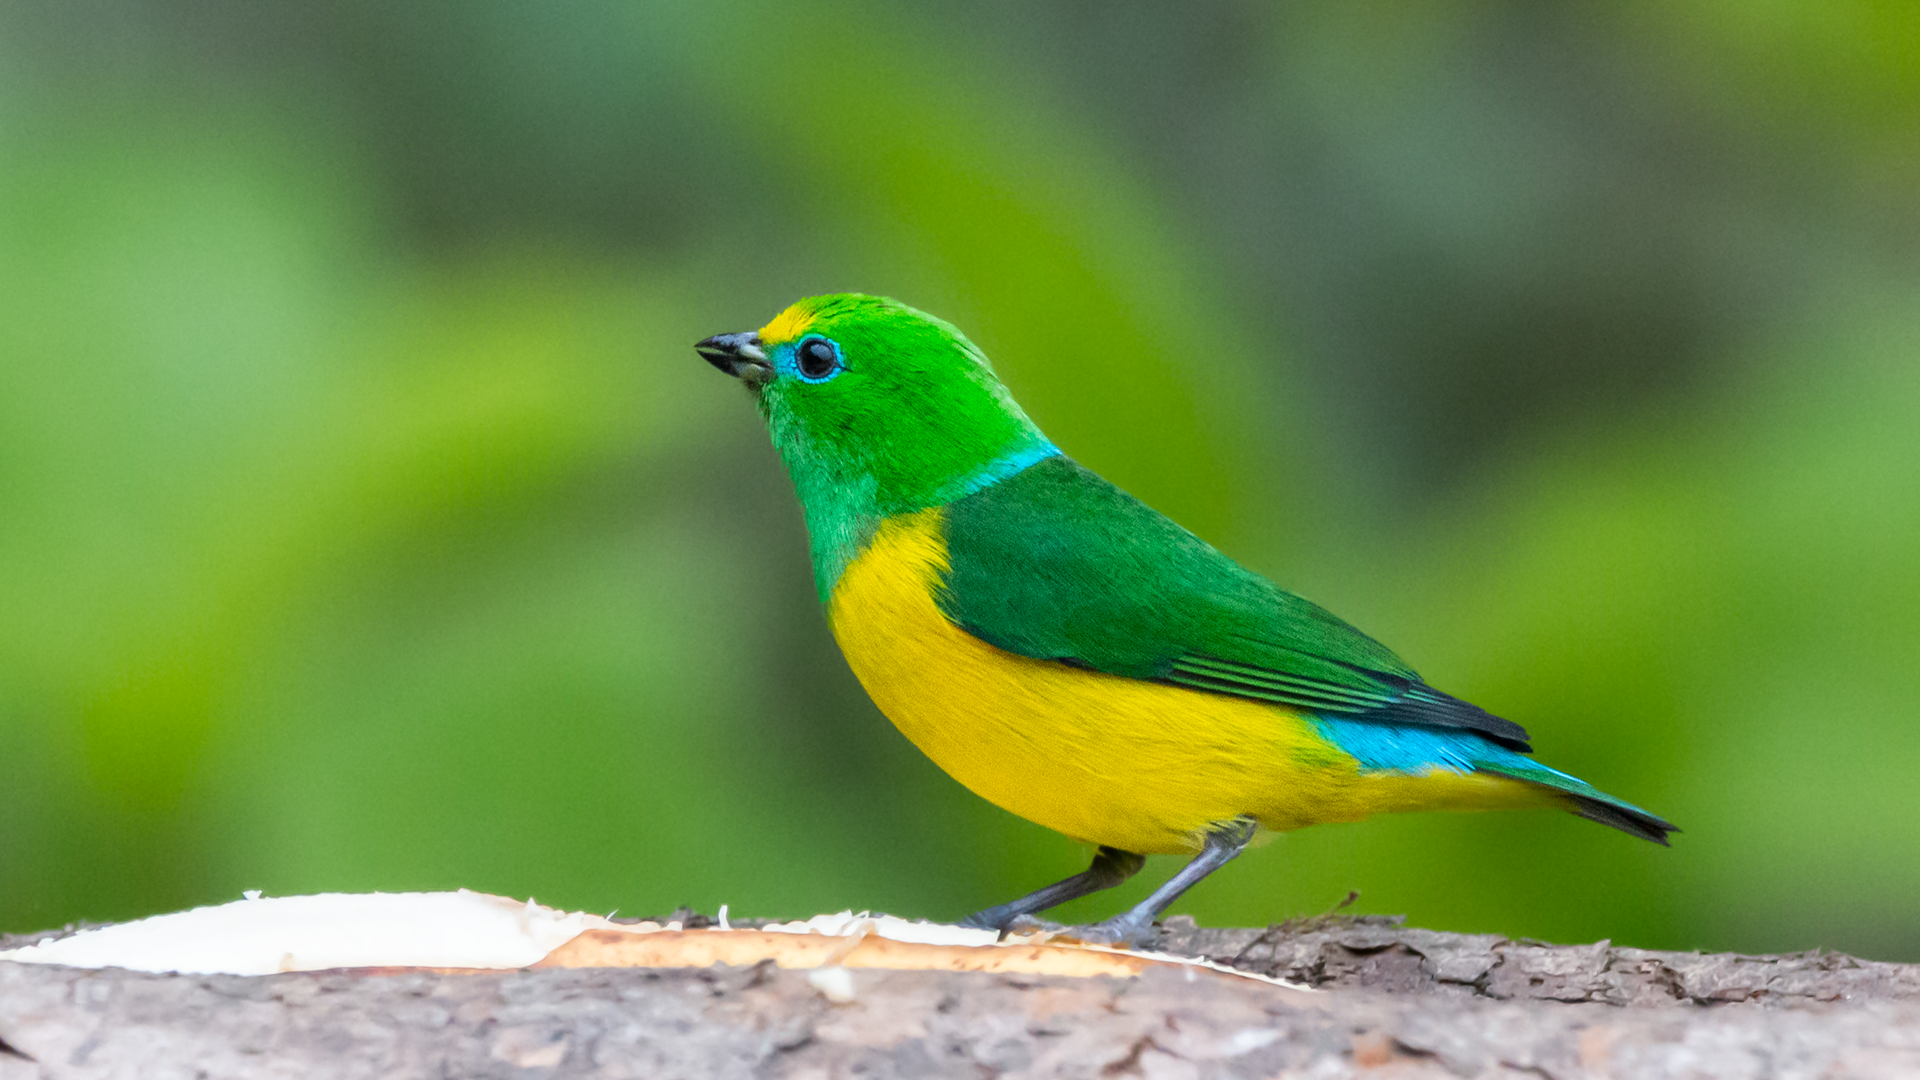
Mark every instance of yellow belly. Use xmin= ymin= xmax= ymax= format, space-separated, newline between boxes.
xmin=827 ymin=509 xmax=1550 ymax=855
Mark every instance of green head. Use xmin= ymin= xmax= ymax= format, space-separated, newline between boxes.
xmin=698 ymin=293 xmax=1057 ymax=596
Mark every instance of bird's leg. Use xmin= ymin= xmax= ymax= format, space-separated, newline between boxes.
xmin=1080 ymin=816 xmax=1258 ymax=947
xmin=960 ymin=846 xmax=1147 ymax=932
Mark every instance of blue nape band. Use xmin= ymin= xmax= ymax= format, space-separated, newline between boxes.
xmin=948 ymin=441 xmax=1062 ymax=499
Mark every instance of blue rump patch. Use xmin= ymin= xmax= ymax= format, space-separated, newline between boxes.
xmin=1311 ymin=716 xmax=1578 ymax=783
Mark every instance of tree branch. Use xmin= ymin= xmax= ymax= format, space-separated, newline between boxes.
xmin=3 ymin=915 xmax=1916 ymax=1079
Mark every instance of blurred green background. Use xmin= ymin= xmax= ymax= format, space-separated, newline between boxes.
xmin=3 ymin=1 xmax=1917 ymax=959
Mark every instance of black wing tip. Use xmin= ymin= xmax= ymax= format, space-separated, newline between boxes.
xmin=1366 ymin=684 xmax=1534 ymax=753
xmin=1570 ymin=796 xmax=1679 ymax=846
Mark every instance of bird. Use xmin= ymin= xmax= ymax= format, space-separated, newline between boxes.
xmin=697 ymin=293 xmax=1673 ymax=946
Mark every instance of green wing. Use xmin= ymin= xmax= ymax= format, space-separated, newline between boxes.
xmin=937 ymin=456 xmax=1531 ymax=750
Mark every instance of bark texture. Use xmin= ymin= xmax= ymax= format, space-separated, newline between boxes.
xmin=3 ymin=915 xmax=1917 ymax=1079
xmin=1161 ymin=914 xmax=1920 ymax=1007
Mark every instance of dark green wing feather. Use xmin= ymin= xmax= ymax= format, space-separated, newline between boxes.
xmin=937 ymin=456 xmax=1532 ymax=750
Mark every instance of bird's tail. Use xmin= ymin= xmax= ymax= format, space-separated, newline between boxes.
xmin=1310 ymin=716 xmax=1677 ymax=845
xmin=1475 ymin=757 xmax=1677 ymax=846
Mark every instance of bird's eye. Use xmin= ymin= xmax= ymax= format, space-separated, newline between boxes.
xmin=795 ymin=336 xmax=842 ymax=382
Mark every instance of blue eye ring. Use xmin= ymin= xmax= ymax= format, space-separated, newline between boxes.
xmin=791 ymin=334 xmax=845 ymax=383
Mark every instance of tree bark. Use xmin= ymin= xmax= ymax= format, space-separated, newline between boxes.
xmin=3 ymin=915 xmax=1916 ymax=1079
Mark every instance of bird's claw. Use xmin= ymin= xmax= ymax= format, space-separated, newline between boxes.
xmin=958 ymin=911 xmax=1156 ymax=945
xmin=958 ymin=911 xmax=1064 ymax=938
xmin=999 ymin=914 xmax=1063 ymax=937
xmin=1064 ymin=915 xmax=1158 ymax=949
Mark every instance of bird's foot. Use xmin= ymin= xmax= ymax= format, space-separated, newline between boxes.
xmin=958 ymin=910 xmax=1064 ymax=937
xmin=1063 ymin=913 xmax=1159 ymax=949
xmin=1000 ymin=915 xmax=1065 ymax=937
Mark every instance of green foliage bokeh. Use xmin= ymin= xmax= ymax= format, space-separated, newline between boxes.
xmin=2 ymin=0 xmax=1916 ymax=958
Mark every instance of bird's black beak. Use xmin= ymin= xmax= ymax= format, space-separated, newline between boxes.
xmin=695 ymin=332 xmax=773 ymax=385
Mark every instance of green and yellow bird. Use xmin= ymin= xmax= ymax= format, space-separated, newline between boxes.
xmin=698 ymin=294 xmax=1673 ymax=944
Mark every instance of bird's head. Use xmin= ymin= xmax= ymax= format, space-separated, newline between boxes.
xmin=698 ymin=294 xmax=1056 ymax=520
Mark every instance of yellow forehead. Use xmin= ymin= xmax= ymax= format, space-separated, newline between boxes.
xmin=758 ymin=303 xmax=817 ymax=347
